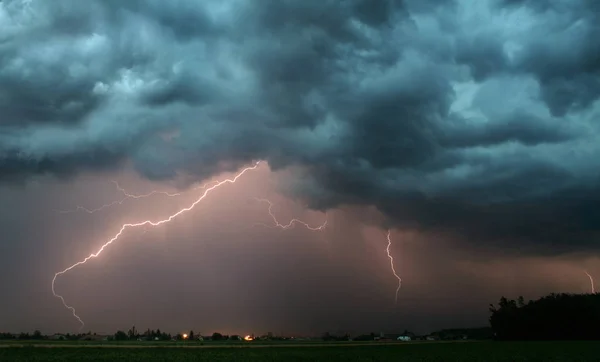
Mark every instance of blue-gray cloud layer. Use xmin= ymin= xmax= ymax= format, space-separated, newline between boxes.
xmin=2 ymin=0 xmax=599 ymax=251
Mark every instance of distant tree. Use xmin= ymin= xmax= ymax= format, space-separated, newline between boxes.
xmin=189 ymin=330 xmax=194 ymax=340
xmin=211 ymin=332 xmax=223 ymax=341
xmin=32 ymin=330 xmax=42 ymax=340
xmin=114 ymin=330 xmax=128 ymax=341
xmin=128 ymin=326 xmax=137 ymax=340
xmin=0 ymin=333 xmax=14 ymax=340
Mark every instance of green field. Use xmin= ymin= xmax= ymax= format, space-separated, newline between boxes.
xmin=1 ymin=341 xmax=600 ymax=361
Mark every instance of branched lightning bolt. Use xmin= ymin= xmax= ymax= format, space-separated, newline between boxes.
xmin=386 ymin=230 xmax=401 ymax=306
xmin=584 ymin=271 xmax=595 ymax=294
xmin=254 ymin=198 xmax=327 ymax=231
xmin=52 ymin=162 xmax=261 ymax=329
xmin=55 ymin=181 xmax=182 ymax=214
xmin=114 ymin=181 xmax=183 ymax=199
xmin=56 ymin=180 xmax=219 ymax=214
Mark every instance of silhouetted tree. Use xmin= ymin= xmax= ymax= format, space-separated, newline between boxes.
xmin=114 ymin=330 xmax=128 ymax=341
xmin=490 ymin=293 xmax=600 ymax=340
xmin=211 ymin=332 xmax=223 ymax=341
xmin=129 ymin=325 xmax=139 ymax=340
xmin=321 ymin=332 xmax=348 ymax=341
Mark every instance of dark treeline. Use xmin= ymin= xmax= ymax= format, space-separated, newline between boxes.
xmin=0 ymin=328 xmax=242 ymax=342
xmin=0 ymin=330 xmax=43 ymax=340
xmin=110 ymin=326 xmax=245 ymax=341
xmin=6 ymin=293 xmax=599 ymax=342
xmin=489 ymin=293 xmax=600 ymax=340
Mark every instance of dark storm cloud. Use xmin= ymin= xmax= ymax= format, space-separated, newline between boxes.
xmin=504 ymin=0 xmax=600 ymax=116
xmin=1 ymin=0 xmax=600 ymax=252
xmin=440 ymin=112 xmax=577 ymax=148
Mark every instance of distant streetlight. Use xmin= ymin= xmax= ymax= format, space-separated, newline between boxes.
xmin=182 ymin=333 xmax=188 ymax=340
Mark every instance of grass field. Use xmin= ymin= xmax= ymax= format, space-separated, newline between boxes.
xmin=1 ymin=341 xmax=600 ymax=361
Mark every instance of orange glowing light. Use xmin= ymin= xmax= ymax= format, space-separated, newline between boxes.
xmin=244 ymin=335 xmax=253 ymax=341
xmin=182 ymin=333 xmax=188 ymax=339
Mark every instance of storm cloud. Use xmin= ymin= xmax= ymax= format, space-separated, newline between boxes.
xmin=1 ymin=0 xmax=600 ymax=252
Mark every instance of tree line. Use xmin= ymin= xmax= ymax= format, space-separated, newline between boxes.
xmin=489 ymin=293 xmax=600 ymax=340
xmin=4 ymin=292 xmax=599 ymax=341
xmin=112 ymin=326 xmax=243 ymax=341
xmin=0 ymin=328 xmax=243 ymax=342
xmin=0 ymin=330 xmax=43 ymax=340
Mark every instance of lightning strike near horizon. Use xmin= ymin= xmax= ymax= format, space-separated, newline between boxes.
xmin=584 ymin=271 xmax=595 ymax=294
xmin=386 ymin=230 xmax=401 ymax=306
xmin=254 ymin=198 xmax=327 ymax=231
xmin=52 ymin=161 xmax=261 ymax=329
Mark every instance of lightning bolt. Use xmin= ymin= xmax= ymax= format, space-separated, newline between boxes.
xmin=584 ymin=271 xmax=595 ymax=294
xmin=254 ymin=198 xmax=327 ymax=231
xmin=52 ymin=161 xmax=261 ymax=329
xmin=386 ymin=230 xmax=401 ymax=306
xmin=55 ymin=181 xmax=182 ymax=214
xmin=56 ymin=179 xmax=219 ymax=214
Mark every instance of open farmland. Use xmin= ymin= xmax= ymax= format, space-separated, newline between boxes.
xmin=2 ymin=341 xmax=600 ymax=361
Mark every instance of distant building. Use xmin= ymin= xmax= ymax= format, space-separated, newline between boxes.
xmin=397 ymin=336 xmax=411 ymax=341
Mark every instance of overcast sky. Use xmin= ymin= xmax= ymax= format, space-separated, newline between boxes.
xmin=1 ymin=0 xmax=600 ymax=336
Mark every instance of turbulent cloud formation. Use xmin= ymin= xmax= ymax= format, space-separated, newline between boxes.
xmin=2 ymin=0 xmax=600 ymax=251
